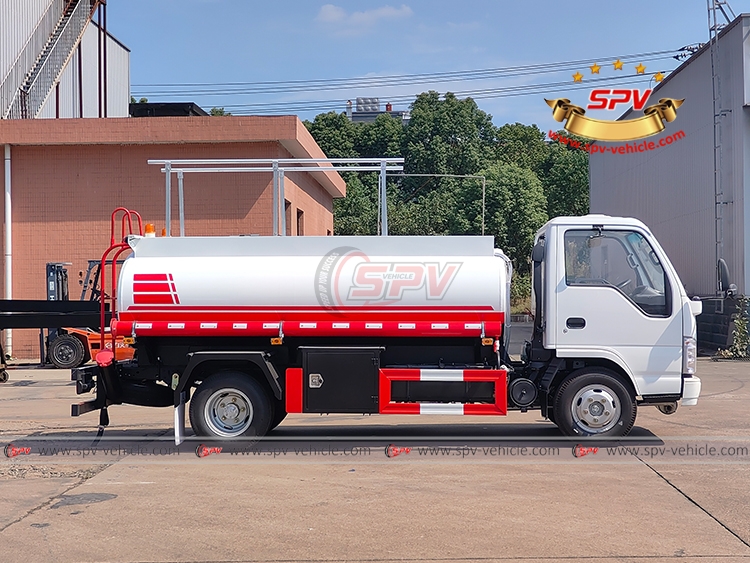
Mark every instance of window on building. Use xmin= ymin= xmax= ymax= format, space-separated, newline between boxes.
xmin=564 ymin=229 xmax=670 ymax=317
xmin=296 ymin=209 xmax=304 ymax=236
xmin=285 ymin=201 xmax=291 ymax=236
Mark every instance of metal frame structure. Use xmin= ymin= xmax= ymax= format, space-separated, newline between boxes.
xmin=148 ymin=158 xmax=404 ymax=237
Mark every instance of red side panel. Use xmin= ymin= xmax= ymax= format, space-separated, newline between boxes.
xmin=285 ymin=368 xmax=303 ymax=413
xmin=120 ymin=310 xmax=505 ymax=339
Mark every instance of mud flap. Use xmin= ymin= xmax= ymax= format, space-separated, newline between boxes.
xmin=174 ymin=390 xmax=186 ymax=445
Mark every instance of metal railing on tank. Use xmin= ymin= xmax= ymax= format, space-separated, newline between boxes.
xmin=98 ymin=208 xmax=143 ymax=356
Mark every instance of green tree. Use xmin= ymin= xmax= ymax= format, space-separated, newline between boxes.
xmin=130 ymin=96 xmax=148 ymax=103
xmin=354 ymin=113 xmax=404 ymax=157
xmin=210 ymin=107 xmax=232 ymax=116
xmin=304 ymin=111 xmax=357 ymax=158
xmin=333 ymin=174 xmax=377 ymax=235
xmin=401 ymin=91 xmax=496 ymax=198
xmin=304 ymin=94 xmax=585 ymax=256
xmin=540 ymin=139 xmax=589 ymax=218
xmin=460 ymin=163 xmax=547 ymax=272
xmin=495 ymin=123 xmax=549 ymax=173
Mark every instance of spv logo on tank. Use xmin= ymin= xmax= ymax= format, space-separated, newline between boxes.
xmin=315 ymin=247 xmax=462 ymax=308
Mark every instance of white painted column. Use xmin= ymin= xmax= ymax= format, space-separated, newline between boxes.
xmin=4 ymin=145 xmax=12 ymax=355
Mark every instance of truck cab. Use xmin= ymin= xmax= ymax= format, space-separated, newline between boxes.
xmin=522 ymin=215 xmax=702 ymax=436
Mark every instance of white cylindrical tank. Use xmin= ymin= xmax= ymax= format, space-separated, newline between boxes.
xmin=115 ymin=235 xmax=510 ymax=339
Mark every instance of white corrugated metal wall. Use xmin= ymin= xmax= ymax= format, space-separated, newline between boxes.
xmin=589 ymin=17 xmax=748 ymax=296
xmin=103 ymin=29 xmax=130 ymax=117
xmin=38 ymin=23 xmax=130 ymax=118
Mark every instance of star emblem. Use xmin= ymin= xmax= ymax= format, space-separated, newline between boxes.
xmin=635 ymin=63 xmax=646 ymax=74
xmin=613 ymin=59 xmax=624 ymax=70
xmin=572 ymin=71 xmax=583 ymax=82
xmin=590 ymin=63 xmax=601 ymax=74
xmin=654 ymin=71 xmax=665 ymax=82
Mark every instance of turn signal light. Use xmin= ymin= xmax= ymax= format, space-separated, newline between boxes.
xmin=144 ymin=224 xmax=156 ymax=237
xmin=482 ymin=338 xmax=494 ymax=346
xmin=271 ymin=337 xmax=283 ymax=346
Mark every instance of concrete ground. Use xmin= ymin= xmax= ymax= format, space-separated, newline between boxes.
xmin=0 ymin=358 xmax=749 ymax=562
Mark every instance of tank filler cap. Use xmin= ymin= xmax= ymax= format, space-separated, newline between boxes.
xmin=95 ymin=350 xmax=114 ymax=368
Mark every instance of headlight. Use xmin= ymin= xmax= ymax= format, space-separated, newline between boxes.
xmin=683 ymin=337 xmax=697 ymax=375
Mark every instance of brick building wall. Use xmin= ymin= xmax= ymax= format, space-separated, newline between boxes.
xmin=0 ymin=116 xmax=344 ymax=359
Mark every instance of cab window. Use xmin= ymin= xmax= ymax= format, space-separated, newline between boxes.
xmin=564 ymin=229 xmax=670 ymax=317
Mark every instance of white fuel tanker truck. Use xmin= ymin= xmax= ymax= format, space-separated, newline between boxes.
xmin=71 ymin=210 xmax=702 ymax=443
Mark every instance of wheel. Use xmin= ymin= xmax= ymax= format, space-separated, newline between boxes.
xmin=546 ymin=407 xmax=556 ymax=424
xmin=48 ymin=335 xmax=86 ymax=369
xmin=269 ymin=400 xmax=288 ymax=431
xmin=553 ymin=368 xmax=636 ymax=437
xmin=189 ymin=371 xmax=273 ymax=439
xmin=0 ymin=370 xmax=8 ymax=383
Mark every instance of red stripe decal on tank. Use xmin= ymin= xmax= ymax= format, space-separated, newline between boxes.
xmin=133 ymin=294 xmax=177 ymax=305
xmin=133 ymin=274 xmax=170 ymax=281
xmin=132 ymin=274 xmax=181 ymax=306
xmin=125 ymin=320 xmax=502 ymax=338
xmin=133 ymin=282 xmax=172 ymax=292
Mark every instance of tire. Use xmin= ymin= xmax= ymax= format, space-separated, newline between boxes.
xmin=269 ymin=400 xmax=287 ymax=431
xmin=0 ymin=370 xmax=8 ymax=383
xmin=553 ymin=368 xmax=636 ymax=437
xmin=546 ymin=407 xmax=556 ymax=425
xmin=189 ymin=371 xmax=273 ymax=439
xmin=48 ymin=335 xmax=86 ymax=369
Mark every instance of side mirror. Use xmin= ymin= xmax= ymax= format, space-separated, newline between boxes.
xmin=531 ymin=240 xmax=545 ymax=263
xmin=718 ymin=259 xmax=737 ymax=298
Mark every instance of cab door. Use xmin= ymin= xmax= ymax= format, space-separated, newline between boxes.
xmin=553 ymin=228 xmax=683 ymax=396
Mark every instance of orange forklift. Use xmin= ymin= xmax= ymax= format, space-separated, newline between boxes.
xmin=46 ymin=261 xmax=134 ymax=369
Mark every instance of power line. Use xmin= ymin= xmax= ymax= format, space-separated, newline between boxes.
xmin=186 ymin=73 xmax=663 ymax=115
xmin=131 ymin=49 xmax=679 ymax=97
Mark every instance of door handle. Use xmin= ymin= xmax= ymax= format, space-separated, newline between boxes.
xmin=566 ymin=317 xmax=586 ymax=329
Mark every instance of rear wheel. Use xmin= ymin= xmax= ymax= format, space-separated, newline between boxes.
xmin=189 ymin=371 xmax=272 ymax=439
xmin=48 ymin=334 xmax=86 ymax=369
xmin=553 ymin=368 xmax=636 ymax=437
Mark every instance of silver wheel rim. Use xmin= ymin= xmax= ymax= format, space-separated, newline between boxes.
xmin=571 ymin=384 xmax=621 ymax=434
xmin=204 ymin=388 xmax=253 ymax=437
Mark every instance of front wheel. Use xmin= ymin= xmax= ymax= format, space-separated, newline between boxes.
xmin=553 ymin=368 xmax=636 ymax=437
xmin=189 ymin=371 xmax=273 ymax=439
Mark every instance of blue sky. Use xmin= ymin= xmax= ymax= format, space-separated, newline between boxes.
xmin=108 ymin=0 xmax=735 ymax=131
